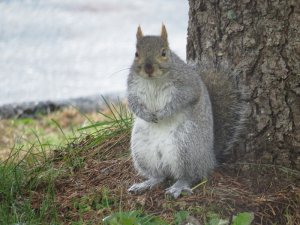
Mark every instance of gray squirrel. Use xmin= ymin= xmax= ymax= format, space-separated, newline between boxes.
xmin=127 ymin=25 xmax=246 ymax=198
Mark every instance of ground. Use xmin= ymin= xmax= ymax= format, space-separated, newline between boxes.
xmin=0 ymin=107 xmax=299 ymax=225
xmin=51 ymin=143 xmax=300 ymax=224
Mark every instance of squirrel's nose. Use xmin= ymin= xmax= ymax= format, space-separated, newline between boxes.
xmin=144 ymin=63 xmax=154 ymax=76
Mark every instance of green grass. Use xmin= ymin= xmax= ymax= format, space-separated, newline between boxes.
xmin=0 ymin=99 xmax=296 ymax=225
xmin=103 ymin=210 xmax=169 ymax=225
xmin=0 ymin=100 xmax=133 ymax=225
xmin=0 ymin=149 xmax=59 ymax=224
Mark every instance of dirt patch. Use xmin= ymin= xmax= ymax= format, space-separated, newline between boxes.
xmin=31 ymin=136 xmax=299 ymax=225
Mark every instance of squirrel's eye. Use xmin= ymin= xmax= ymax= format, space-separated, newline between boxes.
xmin=135 ymin=52 xmax=139 ymax=58
xmin=161 ymin=49 xmax=167 ymax=57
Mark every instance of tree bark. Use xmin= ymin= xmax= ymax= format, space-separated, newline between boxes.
xmin=187 ymin=0 xmax=300 ymax=169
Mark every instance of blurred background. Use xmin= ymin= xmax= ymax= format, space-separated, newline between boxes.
xmin=0 ymin=0 xmax=188 ymax=106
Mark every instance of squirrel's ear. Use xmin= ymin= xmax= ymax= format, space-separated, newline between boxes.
xmin=160 ymin=24 xmax=168 ymax=44
xmin=136 ymin=25 xmax=143 ymax=40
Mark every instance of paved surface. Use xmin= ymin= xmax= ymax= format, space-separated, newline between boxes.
xmin=0 ymin=0 xmax=188 ymax=106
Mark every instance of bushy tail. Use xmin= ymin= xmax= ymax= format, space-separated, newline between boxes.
xmin=194 ymin=60 xmax=248 ymax=161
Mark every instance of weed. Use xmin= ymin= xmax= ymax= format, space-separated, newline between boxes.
xmin=103 ymin=210 xmax=169 ymax=225
xmin=174 ymin=211 xmax=189 ymax=224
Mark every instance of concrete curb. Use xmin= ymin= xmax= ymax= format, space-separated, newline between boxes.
xmin=0 ymin=92 xmax=126 ymax=119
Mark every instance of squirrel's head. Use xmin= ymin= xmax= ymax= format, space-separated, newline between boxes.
xmin=132 ymin=24 xmax=171 ymax=79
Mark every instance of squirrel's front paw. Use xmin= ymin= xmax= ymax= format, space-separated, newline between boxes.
xmin=142 ymin=113 xmax=158 ymax=123
xmin=151 ymin=113 xmax=158 ymax=123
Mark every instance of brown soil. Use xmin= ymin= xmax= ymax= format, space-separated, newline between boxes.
xmin=31 ymin=133 xmax=299 ymax=225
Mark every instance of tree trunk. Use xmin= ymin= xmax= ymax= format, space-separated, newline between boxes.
xmin=187 ymin=0 xmax=300 ymax=170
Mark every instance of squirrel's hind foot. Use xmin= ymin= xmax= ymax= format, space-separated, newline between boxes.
xmin=165 ymin=180 xmax=193 ymax=199
xmin=128 ymin=177 xmax=164 ymax=194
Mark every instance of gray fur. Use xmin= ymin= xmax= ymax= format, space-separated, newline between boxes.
xmin=195 ymin=59 xmax=248 ymax=159
xmin=127 ymin=27 xmax=246 ymax=198
xmin=127 ymin=33 xmax=215 ymax=198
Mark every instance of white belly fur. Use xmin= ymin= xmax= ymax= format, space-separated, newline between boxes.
xmin=131 ymin=113 xmax=185 ymax=178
